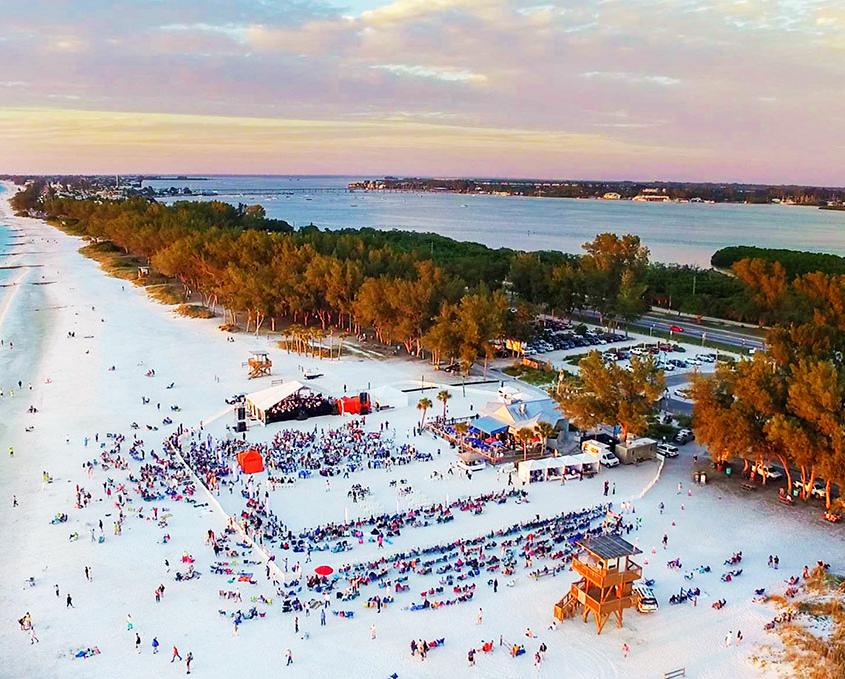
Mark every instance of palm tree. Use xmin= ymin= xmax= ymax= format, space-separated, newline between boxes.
xmin=312 ymin=328 xmax=326 ymax=359
xmin=417 ymin=397 xmax=433 ymax=427
xmin=286 ymin=324 xmax=303 ymax=354
xmin=535 ymin=422 xmax=557 ymax=455
xmin=437 ymin=389 xmax=451 ymax=421
xmin=515 ymin=427 xmax=535 ymax=462
xmin=455 ymin=421 xmax=469 ymax=450
xmin=337 ymin=331 xmax=348 ymax=360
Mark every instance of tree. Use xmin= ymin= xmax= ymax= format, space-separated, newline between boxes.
xmin=455 ymin=421 xmax=469 ymax=450
xmin=437 ymin=389 xmax=451 ymax=420
xmin=515 ymin=427 xmax=535 ymax=462
xmin=535 ymin=422 xmax=557 ymax=454
xmin=690 ymin=270 xmax=845 ymax=500
xmin=580 ymin=233 xmax=650 ymax=322
xmin=417 ymin=398 xmax=433 ymax=427
xmin=556 ymin=352 xmax=665 ymax=442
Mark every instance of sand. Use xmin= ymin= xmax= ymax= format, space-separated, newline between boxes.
xmin=0 ymin=181 xmax=841 ymax=679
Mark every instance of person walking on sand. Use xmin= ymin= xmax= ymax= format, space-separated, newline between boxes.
xmin=126 ymin=614 xmax=133 ymax=630
xmin=186 ymin=651 xmax=193 ymax=674
xmin=724 ymin=631 xmax=733 ymax=647
xmin=622 ymin=643 xmax=629 ymax=658
xmin=66 ymin=593 xmax=74 ymax=608
xmin=152 ymin=637 xmax=159 ymax=654
xmin=736 ymin=630 xmax=743 ymax=645
xmin=171 ymin=646 xmax=182 ymax=662
xmin=286 ymin=649 xmax=293 ymax=666
xmin=662 ymin=533 xmax=668 ymax=549
xmin=371 ymin=624 xmax=376 ymax=640
xmin=12 ymin=495 xmax=17 ymax=507
xmin=29 ymin=626 xmax=39 ymax=644
xmin=320 ymin=608 xmax=326 ymax=626
xmin=55 ymin=584 xmax=60 ymax=598
xmin=476 ymin=608 xmax=483 ymax=625
xmin=135 ymin=633 xmax=141 ymax=654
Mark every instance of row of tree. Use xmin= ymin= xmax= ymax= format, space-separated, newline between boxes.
xmin=19 ymin=193 xmax=657 ymax=372
xmin=690 ymin=268 xmax=845 ymax=507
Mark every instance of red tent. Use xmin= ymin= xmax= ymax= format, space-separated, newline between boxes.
xmin=237 ymin=450 xmax=264 ymax=474
xmin=338 ymin=396 xmax=362 ymax=415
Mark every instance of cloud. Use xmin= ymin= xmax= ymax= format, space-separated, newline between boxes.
xmin=0 ymin=0 xmax=843 ymax=181
xmin=371 ymin=64 xmax=486 ymax=82
xmin=581 ymin=71 xmax=681 ymax=86
xmin=159 ymin=23 xmax=250 ymax=42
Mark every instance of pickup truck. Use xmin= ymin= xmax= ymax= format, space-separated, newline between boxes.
xmin=752 ymin=464 xmax=784 ymax=481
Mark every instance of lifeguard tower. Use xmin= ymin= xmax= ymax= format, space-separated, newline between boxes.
xmin=247 ymin=350 xmax=272 ymax=379
xmin=554 ymin=534 xmax=642 ymax=634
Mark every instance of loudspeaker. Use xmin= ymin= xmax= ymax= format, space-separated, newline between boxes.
xmin=236 ymin=406 xmax=246 ymax=420
xmin=235 ymin=421 xmax=247 ymax=433
xmin=359 ymin=392 xmax=369 ymax=404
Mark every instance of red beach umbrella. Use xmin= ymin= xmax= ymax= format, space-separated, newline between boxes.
xmin=315 ymin=565 xmax=334 ymax=576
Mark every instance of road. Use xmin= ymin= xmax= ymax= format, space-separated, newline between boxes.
xmin=579 ymin=310 xmax=766 ymax=353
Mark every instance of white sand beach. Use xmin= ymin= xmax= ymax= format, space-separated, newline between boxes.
xmin=1 ymin=182 xmax=841 ymax=679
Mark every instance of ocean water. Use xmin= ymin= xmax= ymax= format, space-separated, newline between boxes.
xmin=140 ymin=175 xmax=843 ymax=267
xmin=0 ymin=183 xmax=12 ymax=285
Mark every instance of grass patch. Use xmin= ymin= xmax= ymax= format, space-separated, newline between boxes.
xmin=565 ymin=352 xmax=590 ymax=366
xmin=645 ymin=421 xmax=678 ymax=441
xmin=502 ymin=363 xmax=560 ymax=386
xmin=759 ymin=567 xmax=845 ymax=679
xmin=146 ymin=284 xmax=184 ymax=305
xmin=78 ymin=240 xmax=146 ymax=281
xmin=175 ymin=304 xmax=215 ymax=319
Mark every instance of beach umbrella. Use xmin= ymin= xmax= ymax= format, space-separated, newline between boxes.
xmin=315 ymin=565 xmax=333 ymax=576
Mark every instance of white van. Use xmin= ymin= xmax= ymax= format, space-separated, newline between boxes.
xmin=633 ymin=585 xmax=658 ymax=613
xmin=599 ymin=451 xmax=620 ymax=468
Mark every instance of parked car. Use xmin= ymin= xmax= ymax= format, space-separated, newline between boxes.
xmin=633 ymin=585 xmax=659 ymax=613
xmin=752 ymin=463 xmax=784 ymax=481
xmin=657 ymin=443 xmax=679 ymax=458
xmin=792 ymin=479 xmax=827 ymax=500
xmin=599 ymin=451 xmax=620 ymax=468
xmin=674 ymin=429 xmax=695 ymax=444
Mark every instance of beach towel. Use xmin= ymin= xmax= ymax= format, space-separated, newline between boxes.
xmin=73 ymin=647 xmax=100 ymax=659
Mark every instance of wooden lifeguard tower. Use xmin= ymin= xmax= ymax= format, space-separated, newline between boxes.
xmin=554 ymin=534 xmax=642 ymax=634
xmin=247 ymin=350 xmax=272 ymax=379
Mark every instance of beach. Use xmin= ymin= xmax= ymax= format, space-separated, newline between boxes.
xmin=1 ymin=181 xmax=842 ymax=679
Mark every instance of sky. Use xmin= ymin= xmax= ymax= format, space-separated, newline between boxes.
xmin=0 ymin=0 xmax=843 ymax=183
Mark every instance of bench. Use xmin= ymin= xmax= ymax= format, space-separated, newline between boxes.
xmin=741 ymin=483 xmax=757 ymax=491
xmin=664 ymin=668 xmax=686 ymax=679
